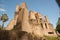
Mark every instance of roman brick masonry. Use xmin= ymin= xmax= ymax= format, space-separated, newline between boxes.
xmin=5 ymin=2 xmax=57 ymax=37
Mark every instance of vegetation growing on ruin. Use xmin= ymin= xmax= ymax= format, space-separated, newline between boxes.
xmin=44 ymin=36 xmax=60 ymax=40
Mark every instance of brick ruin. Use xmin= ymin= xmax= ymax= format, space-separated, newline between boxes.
xmin=5 ymin=2 xmax=57 ymax=37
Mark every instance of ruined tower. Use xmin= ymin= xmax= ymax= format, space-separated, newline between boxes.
xmin=5 ymin=2 xmax=57 ymax=37
xmin=21 ymin=2 xmax=32 ymax=33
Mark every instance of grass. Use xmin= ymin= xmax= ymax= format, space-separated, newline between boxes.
xmin=44 ymin=36 xmax=60 ymax=40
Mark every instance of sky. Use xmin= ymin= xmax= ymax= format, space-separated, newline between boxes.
xmin=0 ymin=0 xmax=59 ymax=28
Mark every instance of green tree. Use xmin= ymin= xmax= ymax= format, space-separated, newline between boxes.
xmin=0 ymin=25 xmax=2 ymax=30
xmin=1 ymin=13 xmax=8 ymax=29
xmin=0 ymin=16 xmax=1 ymax=21
xmin=56 ymin=17 xmax=60 ymax=33
xmin=56 ymin=25 xmax=60 ymax=33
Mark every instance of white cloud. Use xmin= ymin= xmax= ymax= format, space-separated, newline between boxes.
xmin=0 ymin=8 xmax=6 ymax=12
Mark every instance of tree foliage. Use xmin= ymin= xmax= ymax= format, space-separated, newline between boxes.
xmin=56 ymin=25 xmax=60 ymax=33
xmin=56 ymin=17 xmax=60 ymax=33
xmin=1 ymin=13 xmax=8 ymax=22
xmin=0 ymin=13 xmax=8 ymax=29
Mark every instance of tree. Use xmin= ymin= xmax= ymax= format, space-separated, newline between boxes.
xmin=1 ymin=13 xmax=8 ymax=29
xmin=56 ymin=17 xmax=60 ymax=33
xmin=56 ymin=0 xmax=60 ymax=7
xmin=0 ymin=16 xmax=1 ymax=21
xmin=0 ymin=25 xmax=2 ymax=30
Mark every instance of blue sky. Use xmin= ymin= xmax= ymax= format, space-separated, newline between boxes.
xmin=0 ymin=0 xmax=59 ymax=28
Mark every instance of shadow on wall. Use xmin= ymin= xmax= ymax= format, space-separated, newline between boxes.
xmin=0 ymin=30 xmax=45 ymax=40
xmin=0 ymin=30 xmax=33 ymax=40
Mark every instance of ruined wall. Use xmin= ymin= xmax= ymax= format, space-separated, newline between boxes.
xmin=5 ymin=19 xmax=15 ymax=30
xmin=5 ymin=2 xmax=57 ymax=37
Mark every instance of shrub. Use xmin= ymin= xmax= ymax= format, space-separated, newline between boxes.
xmin=44 ymin=36 xmax=60 ymax=40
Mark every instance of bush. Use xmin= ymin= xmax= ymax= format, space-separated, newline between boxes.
xmin=44 ymin=36 xmax=60 ymax=40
